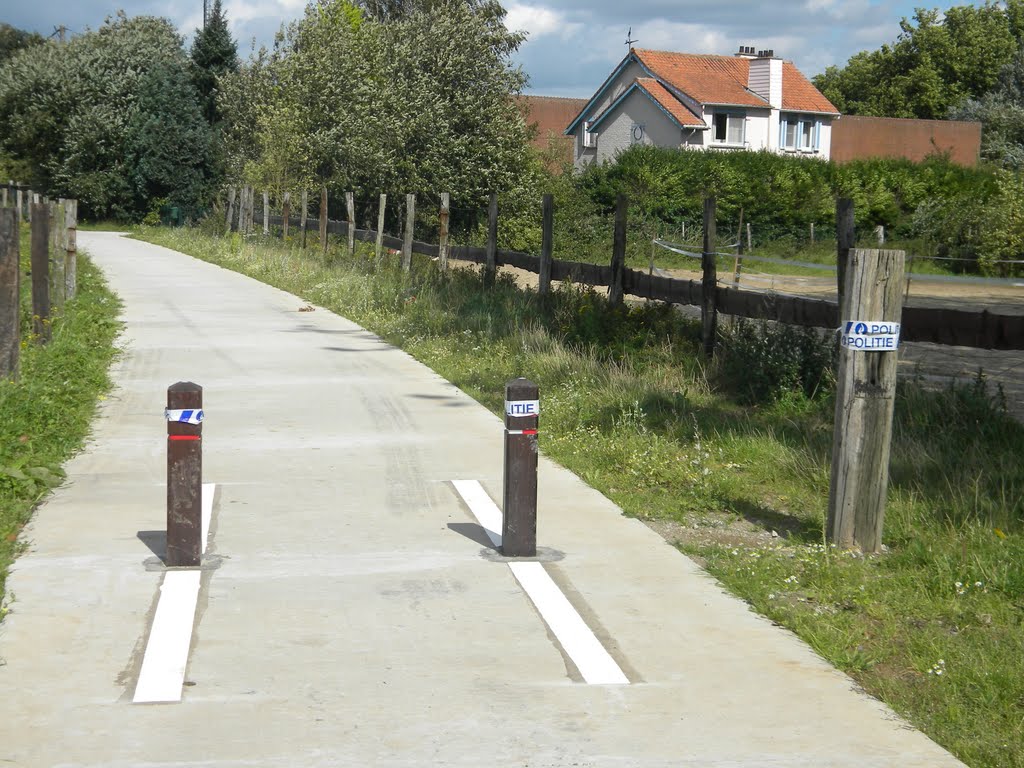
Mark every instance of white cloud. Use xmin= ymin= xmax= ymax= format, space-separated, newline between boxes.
xmin=506 ymin=3 xmax=581 ymax=41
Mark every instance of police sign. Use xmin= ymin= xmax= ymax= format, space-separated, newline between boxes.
xmin=840 ymin=321 xmax=901 ymax=351
xmin=505 ymin=399 xmax=540 ymax=417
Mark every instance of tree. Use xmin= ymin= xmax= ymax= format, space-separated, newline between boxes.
xmin=813 ymin=3 xmax=1019 ymax=119
xmin=0 ymin=23 xmax=44 ymax=64
xmin=952 ymin=50 xmax=1024 ymax=169
xmin=190 ymin=0 xmax=238 ymax=125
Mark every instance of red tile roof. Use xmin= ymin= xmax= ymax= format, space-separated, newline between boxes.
xmin=516 ymin=95 xmax=589 ymax=167
xmin=634 ymin=78 xmax=705 ymax=126
xmin=632 ymin=49 xmax=838 ymax=115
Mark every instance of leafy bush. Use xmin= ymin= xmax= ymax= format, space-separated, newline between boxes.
xmin=717 ymin=319 xmax=836 ymax=404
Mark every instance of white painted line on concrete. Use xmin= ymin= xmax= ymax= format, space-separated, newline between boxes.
xmin=451 ymin=480 xmax=629 ymax=686
xmin=451 ymin=479 xmax=502 ymax=547
xmin=508 ymin=561 xmax=629 ymax=685
xmin=133 ymin=483 xmax=216 ymax=704
xmin=132 ymin=570 xmax=201 ymax=703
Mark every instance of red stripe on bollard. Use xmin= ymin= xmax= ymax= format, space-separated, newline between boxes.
xmin=168 ymin=435 xmax=202 ymax=441
xmin=166 ymin=382 xmax=203 ymax=567
xmin=502 ymin=377 xmax=538 ymax=558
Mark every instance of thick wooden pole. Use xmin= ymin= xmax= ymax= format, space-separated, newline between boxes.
xmin=701 ymin=196 xmax=717 ymax=358
xmin=282 ymin=192 xmax=291 ymax=239
xmin=319 ymin=187 xmax=328 ymax=252
xmin=484 ymin=192 xmax=498 ymax=287
xmin=608 ymin=194 xmax=627 ymax=306
xmin=827 ymin=248 xmax=905 ymax=553
xmin=538 ymin=193 xmax=553 ymax=296
xmin=30 ymin=204 xmax=50 ymax=343
xmin=225 ymin=187 xmax=235 ymax=235
xmin=438 ymin=193 xmax=450 ymax=273
xmin=402 ymin=194 xmax=415 ymax=271
xmin=836 ymin=197 xmax=854 ymax=304
xmin=300 ymin=189 xmax=309 ymax=248
xmin=0 ymin=209 xmax=19 ymax=379
xmin=48 ymin=201 xmax=65 ymax=308
xmin=346 ymin=191 xmax=356 ymax=257
xmin=65 ymin=199 xmax=77 ymax=300
xmin=263 ymin=190 xmax=270 ymax=235
xmin=375 ymin=193 xmax=386 ymax=264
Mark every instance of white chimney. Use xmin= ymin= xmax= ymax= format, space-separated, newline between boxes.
xmin=748 ymin=51 xmax=782 ymax=109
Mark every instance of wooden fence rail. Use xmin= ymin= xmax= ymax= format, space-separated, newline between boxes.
xmin=258 ymin=202 xmax=1023 ymax=351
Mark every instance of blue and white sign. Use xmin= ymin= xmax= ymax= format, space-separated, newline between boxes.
xmin=841 ymin=321 xmax=901 ymax=351
xmin=165 ymin=408 xmax=204 ymax=424
xmin=506 ymin=399 xmax=540 ymax=417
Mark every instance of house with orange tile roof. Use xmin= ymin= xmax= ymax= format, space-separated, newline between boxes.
xmin=565 ymin=46 xmax=840 ymax=169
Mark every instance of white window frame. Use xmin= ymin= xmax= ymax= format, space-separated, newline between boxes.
xmin=711 ymin=111 xmax=746 ymax=146
xmin=780 ymin=114 xmax=821 ymax=153
xmin=583 ymin=120 xmax=597 ymax=149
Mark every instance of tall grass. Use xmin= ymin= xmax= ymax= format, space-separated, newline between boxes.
xmin=140 ymin=224 xmax=1024 ymax=767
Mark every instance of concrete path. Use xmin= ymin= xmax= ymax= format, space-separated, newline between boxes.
xmin=0 ymin=232 xmax=964 ymax=767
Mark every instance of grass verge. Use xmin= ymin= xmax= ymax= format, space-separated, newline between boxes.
xmin=137 ymin=224 xmax=1024 ymax=767
xmin=0 ymin=225 xmax=121 ymax=609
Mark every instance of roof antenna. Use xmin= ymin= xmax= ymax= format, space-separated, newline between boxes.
xmin=625 ymin=27 xmax=638 ymax=49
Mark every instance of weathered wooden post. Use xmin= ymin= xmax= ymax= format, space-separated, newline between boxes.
xmin=402 ymin=193 xmax=415 ymax=271
xmin=746 ymin=222 xmax=752 ymax=251
xmin=375 ymin=193 xmax=386 ymax=264
xmin=701 ymin=196 xmax=717 ymax=358
xmin=166 ymin=382 xmax=203 ymax=567
xmin=827 ymin=248 xmax=905 ymax=553
xmin=262 ymin=190 xmax=269 ymax=235
xmin=538 ymin=193 xmax=553 ymax=296
xmin=346 ymin=191 xmax=356 ymax=257
xmin=810 ymin=222 xmax=815 ymax=245
xmin=438 ymin=193 xmax=450 ymax=273
xmin=875 ymin=225 xmax=885 ymax=245
xmin=502 ymin=377 xmax=538 ymax=558
xmin=48 ymin=200 xmax=65 ymax=308
xmin=236 ymin=186 xmax=246 ymax=234
xmin=608 ymin=194 xmax=627 ymax=306
xmin=15 ymin=188 xmax=22 ymax=224
xmin=300 ymin=189 xmax=309 ymax=248
xmin=64 ymin=199 xmax=77 ymax=300
xmin=1 ymin=186 xmax=7 ymax=208
xmin=225 ymin=187 xmax=236 ymax=235
xmin=732 ymin=207 xmax=745 ymax=287
xmin=282 ymin=192 xmax=291 ymax=239
xmin=836 ymin=197 xmax=854 ymax=304
xmin=484 ymin=192 xmax=498 ymax=287
xmin=319 ymin=186 xmax=328 ymax=252
xmin=0 ymin=209 xmax=18 ymax=380
xmin=30 ymin=203 xmax=50 ymax=343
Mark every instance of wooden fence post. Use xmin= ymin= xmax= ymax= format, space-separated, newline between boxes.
xmin=319 ymin=186 xmax=328 ymax=252
xmin=810 ymin=222 xmax=815 ymax=245
xmin=248 ymin=186 xmax=256 ymax=233
xmin=300 ymin=189 xmax=309 ymax=248
xmin=236 ymin=186 xmax=245 ymax=234
xmin=48 ymin=201 xmax=65 ymax=308
xmin=375 ymin=193 xmax=386 ymax=264
xmin=608 ymin=194 xmax=627 ymax=306
xmin=826 ymin=248 xmax=906 ymax=553
xmin=225 ymin=187 xmax=235 ymax=235
xmin=701 ymin=196 xmax=717 ymax=358
xmin=346 ymin=191 xmax=356 ymax=257
xmin=1 ymin=186 xmax=7 ymax=208
xmin=402 ymin=193 xmax=415 ymax=271
xmin=0 ymin=209 xmax=18 ymax=379
xmin=438 ymin=193 xmax=450 ymax=273
xmin=538 ymin=193 xmax=553 ymax=296
xmin=484 ymin=192 xmax=498 ymax=287
xmin=30 ymin=203 xmax=50 ymax=343
xmin=732 ymin=206 xmax=745 ymax=287
xmin=15 ymin=188 xmax=22 ymax=224
xmin=746 ymin=222 xmax=752 ymax=251
xmin=282 ymin=192 xmax=291 ymax=239
xmin=836 ymin=198 xmax=855 ymax=304
xmin=263 ymin=190 xmax=269 ymax=235
xmin=875 ymin=225 xmax=885 ymax=245
xmin=64 ymin=199 xmax=77 ymax=299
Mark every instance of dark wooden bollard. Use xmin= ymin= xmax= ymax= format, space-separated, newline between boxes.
xmin=166 ymin=382 xmax=203 ymax=567
xmin=502 ymin=378 xmax=538 ymax=557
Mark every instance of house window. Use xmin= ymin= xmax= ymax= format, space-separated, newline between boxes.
xmin=780 ymin=114 xmax=821 ymax=151
xmin=712 ymin=112 xmax=745 ymax=145
xmin=583 ymin=120 xmax=597 ymax=149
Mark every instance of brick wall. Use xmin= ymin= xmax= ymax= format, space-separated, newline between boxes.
xmin=830 ymin=115 xmax=981 ymax=167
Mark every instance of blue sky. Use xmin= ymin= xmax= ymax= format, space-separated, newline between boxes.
xmin=2 ymin=1 xmax=958 ymax=96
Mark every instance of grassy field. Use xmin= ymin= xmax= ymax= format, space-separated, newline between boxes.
xmin=138 ymin=224 xmax=1024 ymax=767
xmin=0 ymin=225 xmax=121 ymax=607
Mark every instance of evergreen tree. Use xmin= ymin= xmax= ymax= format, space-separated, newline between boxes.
xmin=190 ymin=0 xmax=238 ymax=125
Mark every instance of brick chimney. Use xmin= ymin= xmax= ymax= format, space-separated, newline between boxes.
xmin=748 ymin=50 xmax=782 ymax=109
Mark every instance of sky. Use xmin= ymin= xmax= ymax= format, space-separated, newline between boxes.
xmin=2 ymin=0 xmax=960 ymax=97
